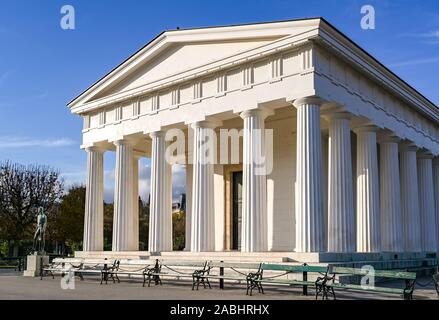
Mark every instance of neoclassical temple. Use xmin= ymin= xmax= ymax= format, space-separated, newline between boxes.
xmin=68 ymin=18 xmax=439 ymax=261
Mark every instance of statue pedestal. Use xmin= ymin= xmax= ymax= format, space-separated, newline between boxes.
xmin=23 ymin=254 xmax=49 ymax=277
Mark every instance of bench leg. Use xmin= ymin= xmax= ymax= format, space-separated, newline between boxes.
xmin=206 ymin=278 xmax=211 ymax=289
xmin=315 ymin=284 xmax=323 ymax=300
xmin=320 ymin=284 xmax=334 ymax=300
xmin=192 ymin=276 xmax=196 ymax=291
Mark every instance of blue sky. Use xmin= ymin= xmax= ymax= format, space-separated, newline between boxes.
xmin=1 ymin=0 xmax=438 ymax=202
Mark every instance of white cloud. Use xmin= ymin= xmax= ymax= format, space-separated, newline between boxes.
xmin=389 ymin=57 xmax=439 ymax=68
xmin=423 ymin=30 xmax=439 ymax=38
xmin=0 ymin=137 xmax=76 ymax=148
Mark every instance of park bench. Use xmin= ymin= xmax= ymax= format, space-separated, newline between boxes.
xmin=40 ymin=257 xmax=83 ymax=279
xmin=103 ymin=259 xmax=155 ymax=285
xmin=76 ymin=258 xmax=119 ymax=283
xmin=146 ymin=259 xmax=210 ymax=289
xmin=247 ymin=263 xmax=329 ymax=296
xmin=318 ymin=266 xmax=417 ymax=300
xmin=0 ymin=257 xmax=25 ymax=271
xmin=41 ymin=257 xmax=118 ymax=283
xmin=203 ymin=261 xmax=262 ymax=291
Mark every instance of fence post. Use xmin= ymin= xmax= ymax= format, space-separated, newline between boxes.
xmin=219 ymin=261 xmax=224 ymax=289
xmin=302 ymin=263 xmax=308 ymax=296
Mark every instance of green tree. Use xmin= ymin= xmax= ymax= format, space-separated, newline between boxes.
xmin=50 ymin=185 xmax=86 ymax=251
xmin=173 ymin=211 xmax=185 ymax=251
xmin=103 ymin=202 xmax=113 ymax=250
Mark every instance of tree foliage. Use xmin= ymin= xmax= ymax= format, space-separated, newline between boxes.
xmin=0 ymin=161 xmax=63 ymax=244
xmin=49 ymin=185 xmax=85 ymax=246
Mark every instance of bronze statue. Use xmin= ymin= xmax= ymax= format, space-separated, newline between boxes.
xmin=32 ymin=207 xmax=47 ymax=254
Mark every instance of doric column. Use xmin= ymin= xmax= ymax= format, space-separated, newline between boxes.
xmin=132 ymin=155 xmax=140 ymax=250
xmin=112 ymin=139 xmax=136 ymax=251
xmin=240 ymin=108 xmax=271 ymax=252
xmin=149 ymin=131 xmax=172 ymax=252
xmin=326 ymin=113 xmax=355 ymax=252
xmin=399 ymin=144 xmax=421 ymax=252
xmin=433 ymin=158 xmax=439 ymax=251
xmin=83 ymin=147 xmax=104 ymax=251
xmin=417 ymin=152 xmax=437 ymax=252
xmin=355 ymin=126 xmax=380 ymax=252
xmin=190 ymin=120 xmax=218 ymax=252
xmin=379 ymin=137 xmax=403 ymax=252
xmin=293 ymin=97 xmax=325 ymax=252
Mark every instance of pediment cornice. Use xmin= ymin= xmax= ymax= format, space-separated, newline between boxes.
xmin=68 ymin=18 xmax=439 ymax=125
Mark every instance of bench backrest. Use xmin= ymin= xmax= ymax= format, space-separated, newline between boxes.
xmin=159 ymin=260 xmax=206 ymax=268
xmin=52 ymin=258 xmax=83 ymax=264
xmin=208 ymin=262 xmax=261 ymax=270
xmin=330 ymin=266 xmax=416 ymax=280
xmin=118 ymin=259 xmax=153 ymax=266
xmin=82 ymin=259 xmax=116 ymax=266
xmin=261 ymin=263 xmax=327 ymax=274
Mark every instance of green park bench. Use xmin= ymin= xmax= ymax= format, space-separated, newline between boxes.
xmin=0 ymin=257 xmax=25 ymax=271
xmin=319 ymin=266 xmax=417 ymax=300
xmin=103 ymin=259 xmax=155 ymax=285
xmin=41 ymin=257 xmax=118 ymax=283
xmin=40 ymin=257 xmax=83 ymax=279
xmin=202 ymin=261 xmax=262 ymax=290
xmin=247 ymin=263 xmax=329 ymax=296
xmin=145 ymin=259 xmax=209 ymax=289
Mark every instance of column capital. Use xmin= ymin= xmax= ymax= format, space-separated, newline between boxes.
xmin=399 ymin=141 xmax=418 ymax=152
xmin=113 ymin=138 xmax=137 ymax=147
xmin=323 ymin=111 xmax=352 ymax=121
xmin=85 ymin=146 xmax=106 ymax=153
xmin=149 ymin=130 xmax=166 ymax=139
xmin=240 ymin=107 xmax=274 ymax=120
xmin=189 ymin=118 xmax=222 ymax=129
xmin=293 ymin=96 xmax=325 ymax=108
xmin=377 ymin=132 xmax=400 ymax=144
xmin=353 ymin=124 xmax=379 ymax=134
xmin=433 ymin=157 xmax=439 ymax=166
xmin=417 ymin=150 xmax=434 ymax=159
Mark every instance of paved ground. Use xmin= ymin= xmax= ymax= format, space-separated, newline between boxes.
xmin=0 ymin=270 xmax=437 ymax=300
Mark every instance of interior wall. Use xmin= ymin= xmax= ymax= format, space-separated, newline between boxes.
xmin=266 ymin=108 xmax=297 ymax=251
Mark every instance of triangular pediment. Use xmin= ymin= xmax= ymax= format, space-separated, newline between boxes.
xmin=68 ymin=18 xmax=322 ymax=109
xmin=93 ymin=37 xmax=282 ymax=100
